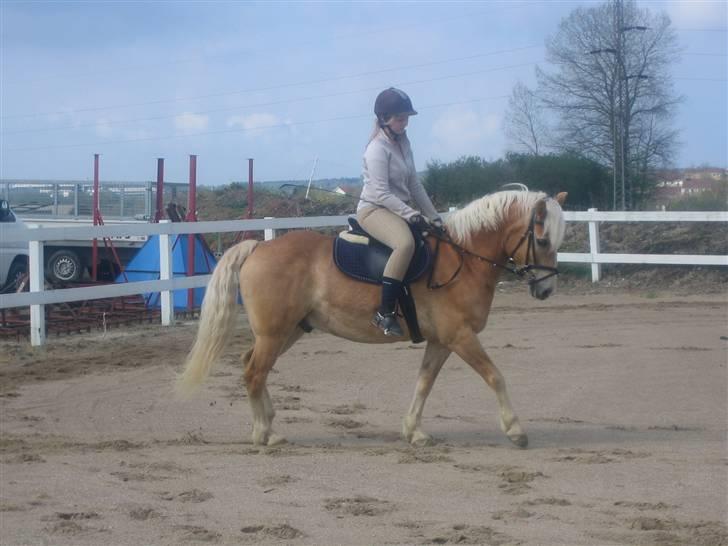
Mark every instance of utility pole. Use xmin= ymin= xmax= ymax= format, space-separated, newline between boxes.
xmin=615 ymin=0 xmax=648 ymax=210
xmin=589 ymin=42 xmax=619 ymax=210
xmin=591 ymin=0 xmax=648 ymax=210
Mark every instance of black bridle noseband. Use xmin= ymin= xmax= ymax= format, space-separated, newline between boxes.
xmin=425 ymin=209 xmax=560 ymax=290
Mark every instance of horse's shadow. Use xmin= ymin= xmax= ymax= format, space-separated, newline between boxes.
xmin=275 ymin=421 xmax=705 ymax=451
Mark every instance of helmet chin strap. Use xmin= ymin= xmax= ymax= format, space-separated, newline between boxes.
xmin=380 ymin=123 xmax=401 ymax=141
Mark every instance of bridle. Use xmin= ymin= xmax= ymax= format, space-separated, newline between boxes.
xmin=426 ymin=208 xmax=560 ymax=290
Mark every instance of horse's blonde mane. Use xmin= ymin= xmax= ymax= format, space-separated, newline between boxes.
xmin=446 ymin=190 xmax=565 ymax=247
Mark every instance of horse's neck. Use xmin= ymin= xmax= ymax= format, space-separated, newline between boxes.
xmin=469 ymin=227 xmax=509 ymax=267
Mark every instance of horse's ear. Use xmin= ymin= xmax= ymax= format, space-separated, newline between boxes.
xmin=555 ymin=192 xmax=568 ymax=206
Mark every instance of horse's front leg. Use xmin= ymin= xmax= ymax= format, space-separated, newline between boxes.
xmin=450 ymin=333 xmax=528 ymax=448
xmin=402 ymin=341 xmax=451 ymax=447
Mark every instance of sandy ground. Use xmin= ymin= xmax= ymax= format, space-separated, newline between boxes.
xmin=0 ymin=289 xmax=726 ymax=546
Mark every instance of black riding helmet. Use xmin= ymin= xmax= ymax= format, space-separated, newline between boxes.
xmin=374 ymin=88 xmax=418 ymax=121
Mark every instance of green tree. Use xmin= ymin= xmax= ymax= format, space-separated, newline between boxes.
xmin=423 ymin=153 xmax=610 ymax=210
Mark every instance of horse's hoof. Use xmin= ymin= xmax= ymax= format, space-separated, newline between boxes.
xmin=267 ymin=433 xmax=287 ymax=447
xmin=411 ymin=431 xmax=435 ymax=447
xmin=509 ymin=434 xmax=529 ymax=449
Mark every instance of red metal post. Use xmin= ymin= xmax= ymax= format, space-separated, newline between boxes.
xmin=187 ymin=155 xmax=197 ymax=310
xmin=154 ymin=158 xmax=164 ymax=222
xmin=247 ymin=158 xmax=254 ymax=219
xmin=92 ymin=154 xmax=100 ymax=281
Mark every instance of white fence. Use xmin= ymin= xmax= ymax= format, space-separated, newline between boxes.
xmin=1 ymin=210 xmax=726 ymax=346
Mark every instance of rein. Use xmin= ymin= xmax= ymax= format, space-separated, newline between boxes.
xmin=425 ymin=210 xmax=559 ymax=290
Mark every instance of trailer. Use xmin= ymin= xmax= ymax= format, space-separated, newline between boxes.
xmin=0 ymin=199 xmax=146 ymax=290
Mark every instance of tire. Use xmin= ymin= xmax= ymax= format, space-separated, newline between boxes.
xmin=4 ymin=259 xmax=29 ymax=292
xmin=46 ymin=249 xmax=83 ymax=283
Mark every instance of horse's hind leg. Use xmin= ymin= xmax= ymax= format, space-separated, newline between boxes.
xmin=243 ymin=328 xmax=304 ymax=446
xmin=243 ymin=335 xmax=287 ymax=446
xmin=450 ymin=333 xmax=527 ymax=448
xmin=402 ymin=341 xmax=451 ymax=447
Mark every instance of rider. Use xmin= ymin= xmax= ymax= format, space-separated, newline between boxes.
xmin=356 ymin=87 xmax=443 ymax=337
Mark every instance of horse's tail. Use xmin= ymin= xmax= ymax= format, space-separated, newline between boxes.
xmin=176 ymin=239 xmax=259 ymax=396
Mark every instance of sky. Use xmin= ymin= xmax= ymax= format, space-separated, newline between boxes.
xmin=1 ymin=1 xmax=726 ymax=186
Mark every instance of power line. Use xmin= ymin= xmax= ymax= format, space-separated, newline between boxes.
xmin=3 ymin=61 xmax=536 ymax=136
xmin=674 ymin=28 xmax=728 ymax=32
xmin=3 ymin=94 xmax=510 ymax=152
xmin=683 ymin=52 xmax=728 ymax=56
xmin=5 ymin=5 xmax=529 ymax=87
xmin=674 ymin=77 xmax=727 ymax=82
xmin=1 ymin=45 xmax=541 ymax=121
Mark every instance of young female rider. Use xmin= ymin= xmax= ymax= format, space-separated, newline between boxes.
xmin=356 ymin=88 xmax=443 ymax=337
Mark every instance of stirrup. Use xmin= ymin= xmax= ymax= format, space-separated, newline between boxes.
xmin=371 ymin=311 xmax=404 ymax=337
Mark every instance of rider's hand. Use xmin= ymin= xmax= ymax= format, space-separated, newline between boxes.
xmin=409 ymin=214 xmax=431 ymax=231
xmin=431 ymin=217 xmax=444 ymax=229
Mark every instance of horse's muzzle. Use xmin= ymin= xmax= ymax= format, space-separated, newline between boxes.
xmin=530 ymin=283 xmax=553 ymax=300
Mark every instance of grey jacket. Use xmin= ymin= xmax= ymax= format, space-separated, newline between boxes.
xmin=357 ymin=130 xmax=439 ymax=221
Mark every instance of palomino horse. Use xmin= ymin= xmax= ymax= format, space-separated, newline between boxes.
xmin=178 ymin=190 xmax=567 ymax=448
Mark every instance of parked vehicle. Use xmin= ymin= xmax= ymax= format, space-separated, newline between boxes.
xmin=0 ymin=199 xmax=146 ymax=291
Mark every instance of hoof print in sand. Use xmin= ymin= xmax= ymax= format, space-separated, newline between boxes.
xmin=398 ymin=450 xmax=454 ymax=464
xmin=325 ymin=403 xmax=366 ymax=415
xmin=326 ymin=418 xmax=365 ymax=429
xmin=498 ymin=469 xmax=547 ymax=495
xmin=159 ymin=489 xmax=213 ymax=503
xmin=240 ymin=523 xmax=304 ymax=540
xmin=43 ymin=512 xmax=103 ymax=536
xmin=426 ymin=524 xmax=517 ymax=545
xmin=324 ymin=496 xmax=394 ymax=517
xmin=554 ymin=448 xmax=651 ymax=464
xmin=175 ymin=525 xmax=222 ymax=542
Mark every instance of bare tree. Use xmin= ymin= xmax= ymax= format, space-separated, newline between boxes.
xmin=535 ymin=0 xmax=681 ymax=209
xmin=504 ymin=82 xmax=551 ymax=155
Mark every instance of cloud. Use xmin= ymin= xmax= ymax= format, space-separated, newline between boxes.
xmin=429 ymin=106 xmax=502 ymax=158
xmin=174 ymin=112 xmax=209 ymax=133
xmin=226 ymin=112 xmax=282 ymax=132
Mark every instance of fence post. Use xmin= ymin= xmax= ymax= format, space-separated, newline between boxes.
xmin=159 ymin=221 xmax=175 ymax=326
xmin=52 ymin=183 xmax=59 ymax=216
xmin=145 ymin=181 xmax=153 ymax=220
xmin=74 ymin=184 xmax=80 ymax=218
xmin=264 ymin=217 xmax=276 ymax=241
xmin=587 ymin=208 xmax=601 ymax=282
xmin=29 ymin=227 xmax=46 ymax=346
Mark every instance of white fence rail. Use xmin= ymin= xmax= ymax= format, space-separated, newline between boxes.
xmin=1 ymin=211 xmax=726 ymax=346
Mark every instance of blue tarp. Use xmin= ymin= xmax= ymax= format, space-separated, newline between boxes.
xmin=116 ymin=234 xmax=216 ymax=309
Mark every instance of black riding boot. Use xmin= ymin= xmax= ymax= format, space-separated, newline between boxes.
xmin=372 ymin=277 xmax=404 ymax=336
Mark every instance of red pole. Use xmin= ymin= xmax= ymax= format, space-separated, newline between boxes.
xmin=92 ymin=154 xmax=100 ymax=281
xmin=187 ymin=155 xmax=197 ymax=310
xmin=247 ymin=158 xmax=254 ymax=219
xmin=154 ymin=158 xmax=164 ymax=222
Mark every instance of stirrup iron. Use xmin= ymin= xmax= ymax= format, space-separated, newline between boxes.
xmin=372 ymin=311 xmax=404 ymax=337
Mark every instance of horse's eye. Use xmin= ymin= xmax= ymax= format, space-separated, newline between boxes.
xmin=536 ymin=238 xmax=550 ymax=248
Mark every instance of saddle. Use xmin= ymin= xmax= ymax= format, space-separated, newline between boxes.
xmin=333 ymin=217 xmax=432 ymax=343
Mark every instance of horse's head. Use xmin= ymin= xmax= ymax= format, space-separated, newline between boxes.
xmin=505 ymin=192 xmax=567 ymax=300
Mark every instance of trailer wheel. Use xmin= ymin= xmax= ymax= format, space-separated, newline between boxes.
xmin=4 ymin=259 xmax=29 ymax=292
xmin=47 ymin=249 xmax=83 ymax=284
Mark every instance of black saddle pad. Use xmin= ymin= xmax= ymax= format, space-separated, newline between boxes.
xmin=333 ymin=219 xmax=432 ymax=285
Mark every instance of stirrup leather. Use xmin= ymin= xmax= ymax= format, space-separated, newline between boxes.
xmin=372 ymin=311 xmax=404 ymax=337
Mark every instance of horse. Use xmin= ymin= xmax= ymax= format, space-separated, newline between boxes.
xmin=177 ymin=190 xmax=567 ymax=449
